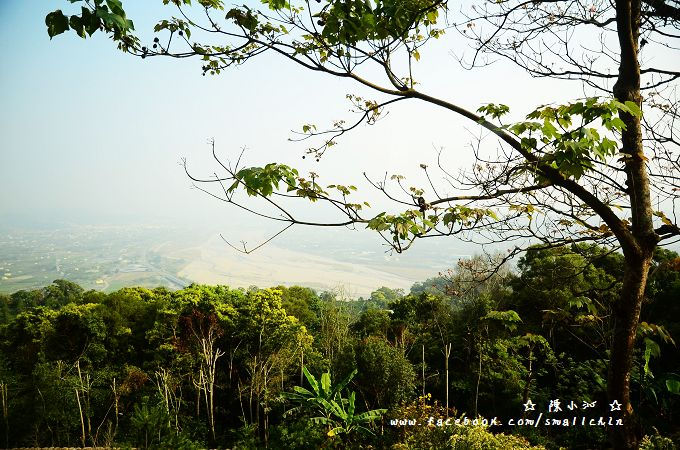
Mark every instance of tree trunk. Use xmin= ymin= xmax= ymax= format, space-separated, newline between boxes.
xmin=75 ymin=388 xmax=86 ymax=448
xmin=608 ymin=255 xmax=652 ymax=449
xmin=444 ymin=343 xmax=451 ymax=417
xmin=1 ymin=381 xmax=8 ymax=449
xmin=112 ymin=378 xmax=119 ymax=435
xmin=475 ymin=340 xmax=482 ymax=418
xmin=422 ymin=344 xmax=425 ymax=397
xmin=195 ymin=382 xmax=201 ymax=417
xmin=522 ymin=346 xmax=533 ymax=419
xmin=610 ymin=0 xmax=660 ymax=446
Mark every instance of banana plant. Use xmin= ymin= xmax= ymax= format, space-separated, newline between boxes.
xmin=282 ymin=366 xmax=357 ymax=418
xmin=311 ymin=391 xmax=386 ymax=437
xmin=283 ymin=367 xmax=386 ymax=436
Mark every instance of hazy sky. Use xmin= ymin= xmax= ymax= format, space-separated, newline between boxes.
xmin=0 ymin=1 xmax=622 ymax=254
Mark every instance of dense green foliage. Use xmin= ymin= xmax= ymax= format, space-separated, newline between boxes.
xmin=0 ymin=245 xmax=678 ymax=448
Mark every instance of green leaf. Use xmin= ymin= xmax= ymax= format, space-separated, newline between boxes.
xmin=607 ymin=117 xmax=626 ymax=131
xmin=624 ymin=101 xmax=642 ymax=117
xmin=82 ymin=7 xmax=101 ymax=36
xmin=69 ymin=15 xmax=86 ymax=38
xmin=644 ymin=337 xmax=660 ymax=358
xmin=303 ymin=366 xmax=320 ymax=395
xmin=332 ymin=368 xmax=357 ymax=398
xmin=478 ymin=103 xmax=510 ymax=119
xmin=311 ymin=416 xmax=333 ymax=425
xmin=96 ymin=9 xmax=128 ymax=31
xmin=355 ymin=408 xmax=387 ymax=421
xmin=643 ymin=337 xmax=660 ymax=376
xmin=320 ymin=372 xmax=331 ymax=397
xmin=291 ymin=386 xmax=314 ymax=396
xmin=347 ymin=391 xmax=356 ymax=417
xmin=482 ymin=310 xmax=522 ymax=331
xmin=541 ymin=120 xmax=560 ymax=139
xmin=261 ymin=0 xmax=289 ymax=10
xmin=666 ymin=379 xmax=680 ymax=395
xmin=46 ymin=10 xmax=70 ymax=39
xmin=106 ymin=0 xmax=126 ymax=18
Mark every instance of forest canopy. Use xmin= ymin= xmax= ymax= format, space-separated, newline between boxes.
xmin=0 ymin=245 xmax=678 ymax=448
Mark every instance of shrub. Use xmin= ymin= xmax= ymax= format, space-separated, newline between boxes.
xmin=388 ymin=395 xmax=545 ymax=450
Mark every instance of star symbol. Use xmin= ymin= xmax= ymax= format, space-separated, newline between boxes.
xmin=523 ymin=399 xmax=536 ymax=411
xmin=609 ymin=400 xmax=622 ymax=411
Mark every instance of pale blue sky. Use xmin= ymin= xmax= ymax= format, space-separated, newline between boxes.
xmin=1 ymin=1 xmax=584 ymax=245
xmin=2 ymin=1 xmax=680 ymax=296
